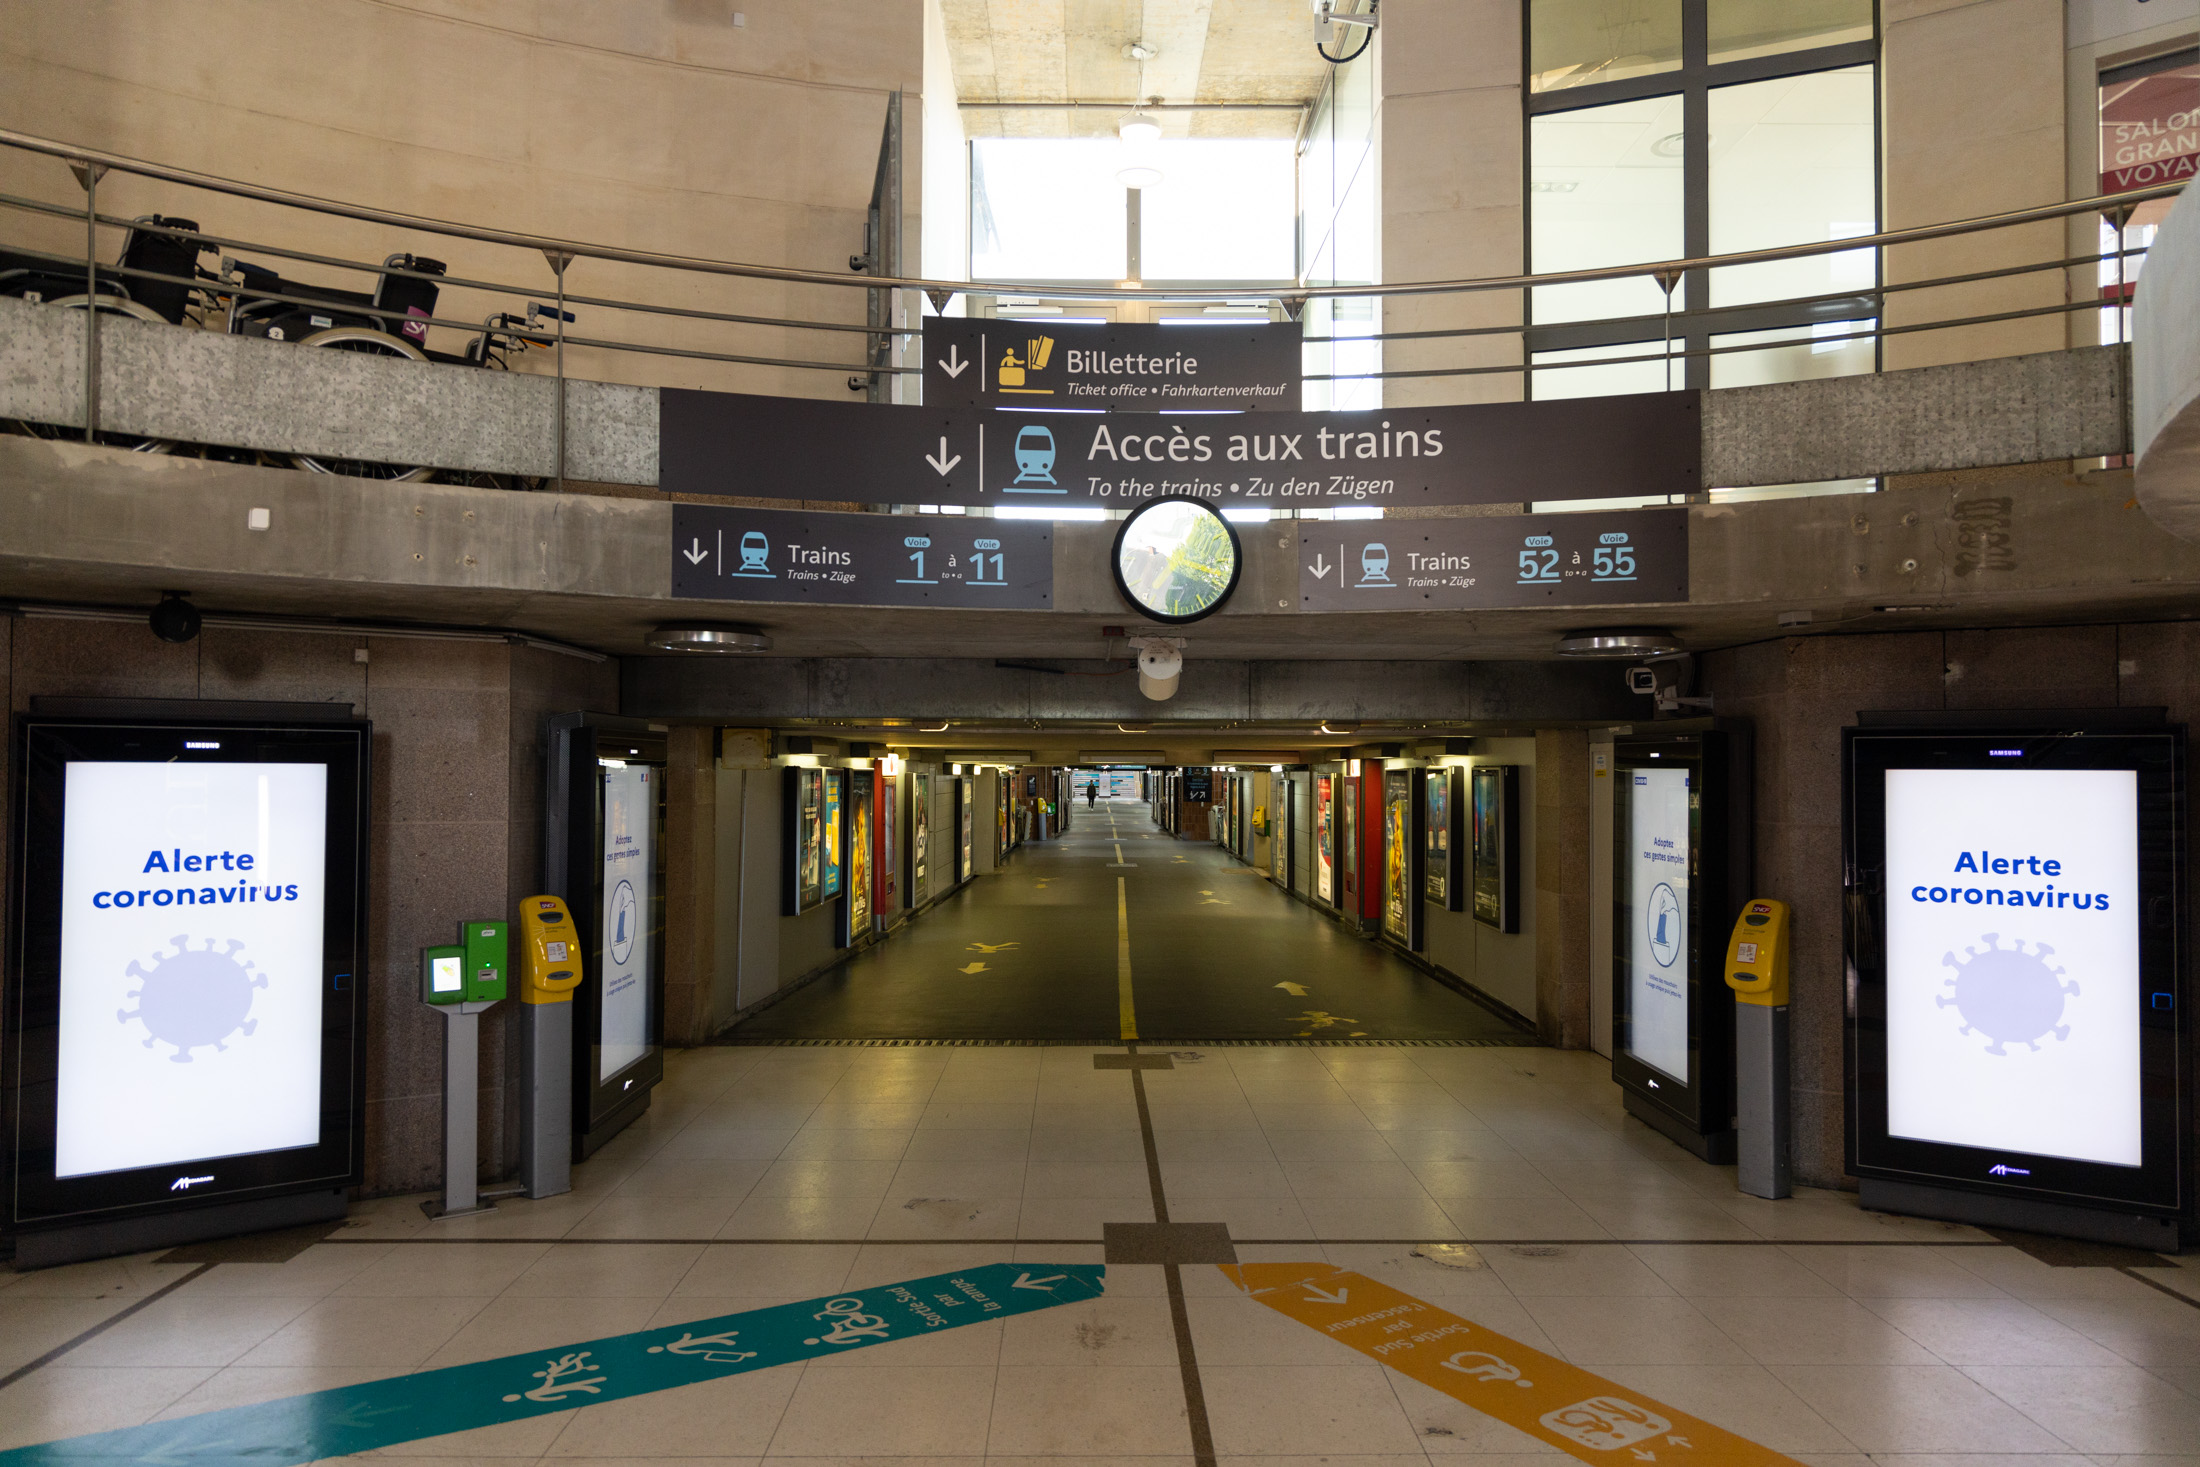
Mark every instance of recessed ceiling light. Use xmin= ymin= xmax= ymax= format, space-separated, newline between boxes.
xmin=1554 ymin=629 xmax=1683 ymax=659
xmin=645 ymin=623 xmax=771 ymax=654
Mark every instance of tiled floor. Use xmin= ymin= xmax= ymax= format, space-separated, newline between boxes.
xmin=3 ymin=1041 xmax=2197 ymax=1464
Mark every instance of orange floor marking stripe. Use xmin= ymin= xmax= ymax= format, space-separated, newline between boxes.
xmin=1223 ymin=1263 xmax=1803 ymax=1467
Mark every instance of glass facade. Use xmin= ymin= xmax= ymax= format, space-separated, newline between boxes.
xmin=1527 ymin=0 xmax=1879 ymax=414
xmin=969 ymin=137 xmax=1296 ymax=284
xmin=1301 ymin=39 xmax=1381 ymax=410
xmin=1530 ymin=1 xmax=1682 ymax=93
xmin=2096 ymin=50 xmax=2199 ymax=347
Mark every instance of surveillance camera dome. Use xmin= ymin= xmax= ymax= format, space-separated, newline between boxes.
xmin=1137 ymin=645 xmax=1182 ymax=681
xmin=149 ymin=592 xmax=201 ymax=644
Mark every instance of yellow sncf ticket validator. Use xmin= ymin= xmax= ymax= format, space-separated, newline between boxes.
xmin=1724 ymin=898 xmax=1790 ymax=1006
xmin=519 ymin=894 xmax=584 ymax=1004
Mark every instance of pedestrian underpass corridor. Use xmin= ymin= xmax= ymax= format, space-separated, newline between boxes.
xmin=731 ymin=798 xmax=1527 ymax=1044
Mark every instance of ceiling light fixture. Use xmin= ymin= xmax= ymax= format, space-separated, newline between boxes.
xmin=644 ymin=623 xmax=770 ymax=653
xmin=1554 ymin=628 xmax=1684 ymax=659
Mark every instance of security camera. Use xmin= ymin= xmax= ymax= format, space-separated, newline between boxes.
xmin=1626 ymin=666 xmax=1658 ymax=695
xmin=1129 ymin=636 xmax=1186 ymax=702
xmin=149 ymin=591 xmax=201 ymax=645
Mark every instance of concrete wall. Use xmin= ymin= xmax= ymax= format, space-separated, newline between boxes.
xmin=0 ymin=0 xmax=921 ymax=399
xmin=1699 ymin=619 xmax=2200 ymax=1191
xmin=1379 ymin=0 xmax=1521 ymax=408
xmin=0 ymin=613 xmax=616 ymax=1199
xmin=1882 ymin=0 xmax=2069 ymax=369
xmin=1420 ymin=741 xmax=1540 ymax=1023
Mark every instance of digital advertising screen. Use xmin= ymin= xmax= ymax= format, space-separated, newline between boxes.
xmin=57 ymin=761 xmax=329 ymax=1178
xmin=598 ymin=763 xmax=654 ymax=1083
xmin=6 ymin=718 xmax=368 ymax=1235
xmin=1625 ymin=766 xmax=1693 ymax=1081
xmin=1847 ymin=726 xmax=2186 ymax=1217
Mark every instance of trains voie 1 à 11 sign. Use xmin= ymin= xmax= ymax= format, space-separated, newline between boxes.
xmin=923 ymin=317 xmax=1300 ymax=412
xmin=1298 ymin=508 xmax=1688 ymax=610
xmin=659 ymin=388 xmax=1700 ymax=511
xmin=671 ymin=505 xmax=1052 ymax=610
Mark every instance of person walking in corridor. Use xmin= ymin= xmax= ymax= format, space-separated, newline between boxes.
xmin=1087 ymin=779 xmax=1098 ymax=807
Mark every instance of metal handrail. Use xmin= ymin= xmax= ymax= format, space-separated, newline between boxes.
xmin=0 ymin=125 xmax=2182 ymax=306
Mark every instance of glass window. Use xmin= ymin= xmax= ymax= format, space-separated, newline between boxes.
xmin=1708 ymin=322 xmax=1873 ymax=388
xmin=1706 ymin=66 xmax=1876 ymax=307
xmin=1531 ymin=0 xmax=1683 ymax=93
xmin=1706 ymin=0 xmax=1872 ymax=66
xmin=2096 ymin=52 xmax=2199 ymax=344
xmin=1531 ymin=339 xmax=1681 ymax=400
xmin=972 ymin=137 xmax=1295 ymax=283
xmin=1141 ymin=141 xmax=1298 ymax=280
xmin=970 ymin=140 xmax=1125 ymax=280
xmin=1530 ymin=94 xmax=1685 ymax=324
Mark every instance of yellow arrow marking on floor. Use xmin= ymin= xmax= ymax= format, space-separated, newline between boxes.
xmin=1274 ymin=981 xmax=1309 ymax=996
xmin=1223 ymin=1264 xmax=1802 ymax=1467
xmin=1116 ymin=876 xmax=1137 ymax=1041
xmin=1292 ymin=1010 xmax=1355 ymax=1028
xmin=967 ymin=942 xmax=1021 ymax=953
xmin=958 ymin=962 xmax=988 ymax=974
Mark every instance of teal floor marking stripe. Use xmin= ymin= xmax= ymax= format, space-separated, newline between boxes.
xmin=0 ymin=1262 xmax=1104 ymax=1467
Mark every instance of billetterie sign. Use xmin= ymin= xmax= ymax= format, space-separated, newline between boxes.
xmin=659 ymin=386 xmax=1700 ymax=510
xmin=924 ymin=317 xmax=1298 ymax=412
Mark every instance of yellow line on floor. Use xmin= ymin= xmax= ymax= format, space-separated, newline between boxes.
xmin=1116 ymin=875 xmax=1137 ymax=1041
xmin=1227 ymin=1263 xmax=1802 ymax=1467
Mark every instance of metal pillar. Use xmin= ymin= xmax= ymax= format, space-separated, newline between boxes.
xmin=423 ymin=1001 xmax=499 ymax=1219
xmin=519 ymin=999 xmax=574 ymax=1198
xmin=1734 ymin=1000 xmax=1791 ymax=1199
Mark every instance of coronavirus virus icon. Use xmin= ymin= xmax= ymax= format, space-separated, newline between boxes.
xmin=117 ymin=935 xmax=267 ymax=1063
xmin=1937 ymin=933 xmax=2078 ymax=1056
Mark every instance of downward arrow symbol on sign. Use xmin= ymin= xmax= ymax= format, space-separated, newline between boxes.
xmin=925 ymin=436 xmax=962 ymax=475
xmin=683 ymin=538 xmax=709 ymax=565
xmin=1309 ymin=555 xmax=1332 ymax=580
xmin=939 ymin=344 xmax=968 ymax=379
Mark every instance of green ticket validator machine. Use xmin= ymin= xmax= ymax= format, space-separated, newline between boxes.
xmin=420 ymin=920 xmax=510 ymax=1219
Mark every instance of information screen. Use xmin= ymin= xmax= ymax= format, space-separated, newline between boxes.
xmin=1883 ymin=768 xmax=2142 ymax=1167
xmin=1626 ymin=767 xmax=1692 ymax=1081
xmin=55 ymin=761 xmax=329 ymax=1179
xmin=598 ymin=764 xmax=653 ymax=1082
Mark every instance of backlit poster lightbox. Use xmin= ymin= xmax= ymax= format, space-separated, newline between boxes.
xmin=841 ymin=772 xmax=872 ymax=949
xmin=1425 ymin=767 xmax=1459 ymax=910
xmin=6 ymin=716 xmax=369 ymax=1265
xmin=1315 ymin=776 xmax=1335 ymax=903
xmin=1381 ymin=768 xmax=1422 ymax=949
xmin=821 ymin=770 xmax=844 ymax=899
xmin=911 ymin=772 xmax=930 ymax=904
xmin=1846 ymin=724 xmax=2186 ymax=1241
